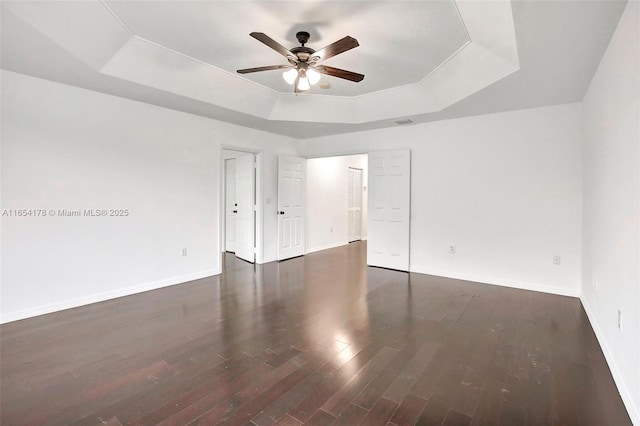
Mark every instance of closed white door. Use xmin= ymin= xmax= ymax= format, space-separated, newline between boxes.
xmin=348 ymin=167 xmax=363 ymax=242
xmin=225 ymin=158 xmax=237 ymax=252
xmin=278 ymin=155 xmax=306 ymax=260
xmin=367 ymin=149 xmax=411 ymax=271
xmin=235 ymin=154 xmax=255 ymax=263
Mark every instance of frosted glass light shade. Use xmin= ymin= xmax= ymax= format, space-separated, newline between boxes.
xmin=306 ymin=68 xmax=321 ymax=85
xmin=297 ymin=77 xmax=311 ymax=91
xmin=282 ymin=68 xmax=298 ymax=85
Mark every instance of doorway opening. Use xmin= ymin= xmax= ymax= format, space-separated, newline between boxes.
xmin=305 ymin=154 xmax=369 ymax=254
xmin=305 ymin=149 xmax=411 ymax=272
xmin=221 ymin=149 xmax=257 ymax=265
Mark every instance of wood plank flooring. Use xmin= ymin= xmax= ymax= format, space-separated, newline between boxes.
xmin=0 ymin=242 xmax=631 ymax=425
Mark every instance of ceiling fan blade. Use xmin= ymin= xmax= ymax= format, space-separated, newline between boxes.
xmin=237 ymin=64 xmax=293 ymax=74
xmin=250 ymin=32 xmax=295 ymax=59
xmin=316 ymin=65 xmax=365 ymax=82
xmin=311 ymin=36 xmax=359 ymax=62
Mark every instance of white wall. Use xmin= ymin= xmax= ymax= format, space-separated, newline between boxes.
xmin=306 ymin=154 xmax=368 ymax=253
xmin=581 ymin=1 xmax=640 ymax=423
xmin=0 ymin=70 xmax=297 ymax=323
xmin=301 ymin=103 xmax=583 ymax=297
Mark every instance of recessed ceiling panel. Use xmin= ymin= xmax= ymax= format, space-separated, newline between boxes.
xmin=104 ymin=0 xmax=470 ymax=97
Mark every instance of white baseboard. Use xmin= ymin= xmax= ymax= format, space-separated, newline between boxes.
xmin=581 ymin=297 xmax=639 ymax=425
xmin=411 ymin=266 xmax=581 ymax=298
xmin=0 ymin=269 xmax=219 ymax=324
xmin=306 ymin=241 xmax=349 ymax=254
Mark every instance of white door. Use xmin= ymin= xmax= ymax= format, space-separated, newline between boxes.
xmin=278 ymin=155 xmax=306 ymax=260
xmin=348 ymin=167 xmax=363 ymax=242
xmin=225 ymin=158 xmax=237 ymax=252
xmin=367 ymin=149 xmax=411 ymax=271
xmin=235 ymin=154 xmax=255 ymax=263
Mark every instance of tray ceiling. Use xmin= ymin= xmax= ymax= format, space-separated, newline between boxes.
xmin=104 ymin=1 xmax=471 ymax=97
xmin=0 ymin=0 xmax=628 ymax=138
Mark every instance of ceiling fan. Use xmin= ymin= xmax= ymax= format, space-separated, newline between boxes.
xmin=237 ymin=31 xmax=364 ymax=94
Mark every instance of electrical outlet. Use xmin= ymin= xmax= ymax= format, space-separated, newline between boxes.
xmin=553 ymin=255 xmax=561 ymax=265
xmin=449 ymin=245 xmax=456 ymax=254
xmin=618 ymin=309 xmax=622 ymax=330
xmin=181 ymin=248 xmax=187 ymax=257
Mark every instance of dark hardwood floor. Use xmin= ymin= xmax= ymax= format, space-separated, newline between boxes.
xmin=0 ymin=242 xmax=631 ymax=425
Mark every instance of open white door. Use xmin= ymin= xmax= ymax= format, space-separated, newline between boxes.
xmin=348 ymin=167 xmax=363 ymax=242
xmin=367 ymin=149 xmax=411 ymax=271
xmin=278 ymin=155 xmax=306 ymax=260
xmin=235 ymin=154 xmax=255 ymax=263
xmin=225 ymin=158 xmax=237 ymax=252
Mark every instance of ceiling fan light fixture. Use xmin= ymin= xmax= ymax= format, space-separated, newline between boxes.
xmin=282 ymin=68 xmax=298 ymax=85
xmin=306 ymin=68 xmax=321 ymax=85
xmin=297 ymin=76 xmax=311 ymax=91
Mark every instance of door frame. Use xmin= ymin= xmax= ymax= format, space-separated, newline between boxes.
xmin=219 ymin=147 xmax=263 ymax=268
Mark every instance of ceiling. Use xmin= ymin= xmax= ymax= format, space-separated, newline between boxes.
xmin=0 ymin=0 xmax=628 ymax=139
xmin=105 ymin=1 xmax=471 ymax=97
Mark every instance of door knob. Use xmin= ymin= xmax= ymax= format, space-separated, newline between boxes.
xmin=279 ymin=211 xmax=285 ymax=215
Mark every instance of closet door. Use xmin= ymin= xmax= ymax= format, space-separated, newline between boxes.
xmin=348 ymin=168 xmax=363 ymax=242
xmin=225 ymin=159 xmax=237 ymax=252
xmin=367 ymin=149 xmax=411 ymax=271
xmin=235 ymin=154 xmax=255 ymax=263
xmin=277 ymin=155 xmax=306 ymax=260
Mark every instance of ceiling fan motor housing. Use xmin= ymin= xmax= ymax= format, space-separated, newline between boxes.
xmin=290 ymin=46 xmax=315 ymax=62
